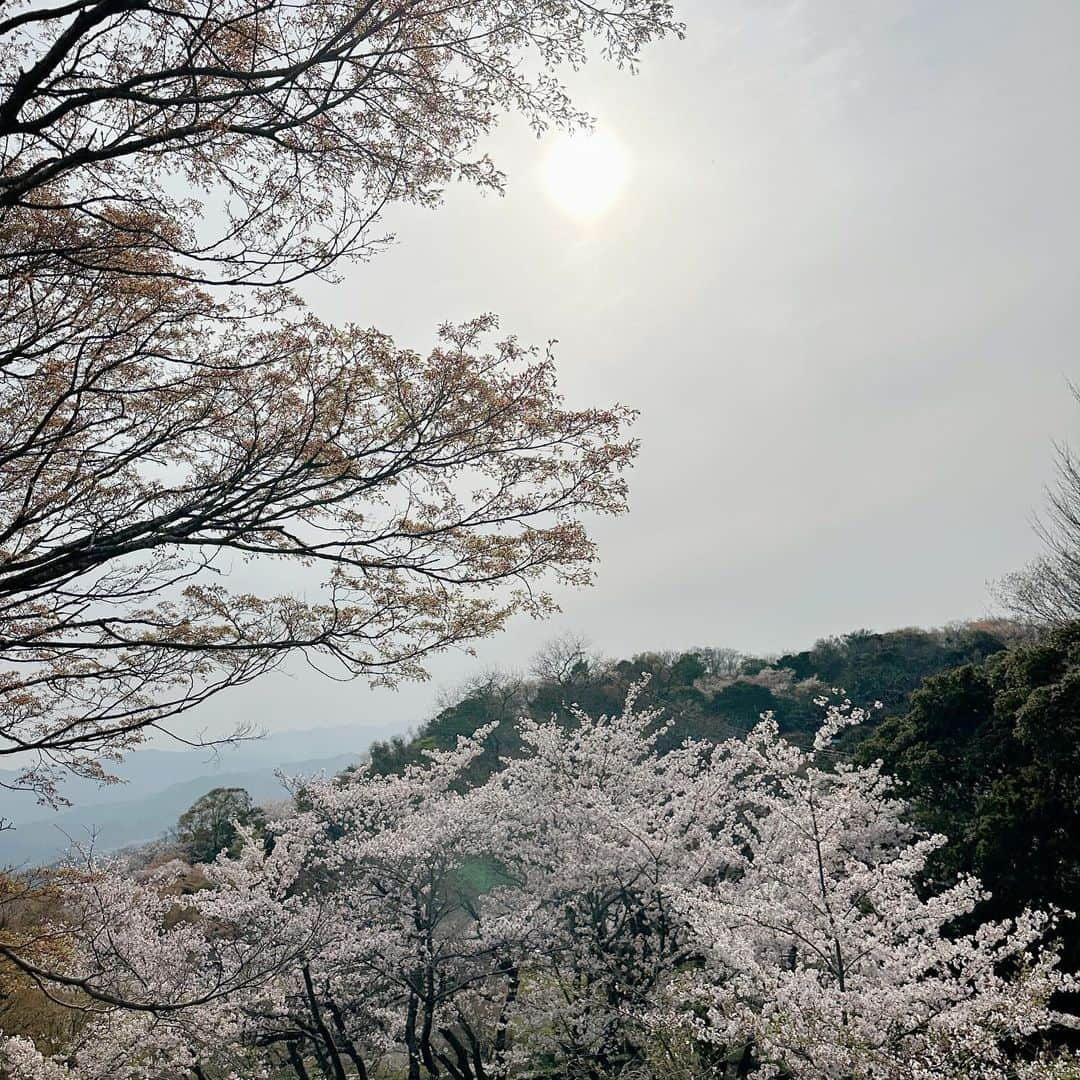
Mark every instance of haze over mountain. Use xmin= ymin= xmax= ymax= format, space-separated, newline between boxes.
xmin=0 ymin=724 xmax=401 ymax=866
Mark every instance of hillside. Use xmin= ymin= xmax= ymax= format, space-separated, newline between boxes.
xmin=367 ymin=622 xmax=1024 ymax=783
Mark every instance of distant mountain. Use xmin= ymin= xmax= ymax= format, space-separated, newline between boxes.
xmin=0 ymin=722 xmax=403 ymax=866
xmin=0 ymin=752 xmax=366 ymax=867
xmin=0 ymin=723 xmax=400 ymax=818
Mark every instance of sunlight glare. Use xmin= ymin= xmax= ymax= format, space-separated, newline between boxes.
xmin=544 ymin=130 xmax=628 ymax=220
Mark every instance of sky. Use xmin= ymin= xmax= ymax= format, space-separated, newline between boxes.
xmin=180 ymin=0 xmax=1080 ymax=743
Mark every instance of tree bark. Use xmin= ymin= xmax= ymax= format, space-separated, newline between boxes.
xmin=405 ymin=991 xmax=422 ymax=1080
xmin=286 ymin=1041 xmax=311 ymax=1080
xmin=326 ymin=990 xmax=369 ymax=1080
xmin=302 ymin=963 xmax=348 ymax=1080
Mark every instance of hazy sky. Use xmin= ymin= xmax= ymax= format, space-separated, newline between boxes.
xmin=182 ymin=0 xmax=1080 ymax=742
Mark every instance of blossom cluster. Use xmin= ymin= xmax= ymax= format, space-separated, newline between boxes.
xmin=3 ymin=691 xmax=1074 ymax=1079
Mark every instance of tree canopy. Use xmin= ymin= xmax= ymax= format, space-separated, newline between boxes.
xmin=861 ymin=622 xmax=1080 ymax=967
xmin=2 ymin=692 xmax=1074 ymax=1078
xmin=0 ymin=0 xmax=683 ymax=806
xmin=174 ymin=787 xmax=263 ymax=864
xmin=0 ymin=0 xmax=682 ymax=284
xmin=368 ymin=623 xmax=1017 ymax=781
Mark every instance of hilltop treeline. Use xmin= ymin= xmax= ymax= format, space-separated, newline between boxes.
xmin=367 ymin=621 xmax=1024 ymax=782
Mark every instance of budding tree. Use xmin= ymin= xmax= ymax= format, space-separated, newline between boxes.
xmin=999 ymin=385 xmax=1080 ymax=625
xmin=0 ymin=0 xmax=685 ymax=806
xmin=0 ymin=0 xmax=682 ymax=284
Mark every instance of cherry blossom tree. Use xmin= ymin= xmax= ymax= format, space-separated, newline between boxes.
xmin=485 ymin=682 xmax=744 ymax=1077
xmin=224 ymin=728 xmax=526 ymax=1080
xmin=663 ymin=702 xmax=1076 ymax=1079
xmin=0 ymin=728 xmax=527 ymax=1078
xmin=4 ymin=692 xmax=1076 ymax=1079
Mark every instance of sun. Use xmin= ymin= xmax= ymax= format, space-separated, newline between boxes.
xmin=544 ymin=129 xmax=628 ymax=220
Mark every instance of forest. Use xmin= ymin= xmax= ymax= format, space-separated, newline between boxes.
xmin=4 ymin=623 xmax=1080 ymax=1077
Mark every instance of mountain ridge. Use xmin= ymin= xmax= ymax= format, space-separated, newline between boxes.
xmin=0 ymin=721 xmax=405 ymax=866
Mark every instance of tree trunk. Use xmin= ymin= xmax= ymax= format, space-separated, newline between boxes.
xmin=493 ymin=961 xmax=518 ymax=1062
xmin=438 ymin=1028 xmax=475 ymax=1080
xmin=286 ymin=1041 xmax=311 ymax=1080
xmin=406 ymin=991 xmax=422 ymax=1080
xmin=302 ymin=963 xmax=348 ymax=1080
xmin=419 ymin=991 xmax=440 ymax=1077
xmin=326 ymin=990 xmax=369 ymax=1080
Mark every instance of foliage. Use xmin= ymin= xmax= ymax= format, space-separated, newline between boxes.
xmin=370 ymin=623 xmax=1017 ymax=781
xmin=0 ymin=0 xmax=682 ymax=807
xmin=0 ymin=0 xmax=682 ymax=284
xmin=0 ymin=872 xmax=84 ymax=1055
xmin=174 ymin=787 xmax=265 ymax=864
xmin=861 ymin=622 xmax=1080 ymax=968
xmin=1 ymin=690 xmax=1074 ymax=1079
xmin=772 ymin=623 xmax=1013 ymax=714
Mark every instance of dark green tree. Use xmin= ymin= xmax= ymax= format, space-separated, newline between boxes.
xmin=861 ymin=624 xmax=1080 ymax=965
xmin=708 ymin=682 xmax=781 ymax=729
xmin=366 ymin=626 xmax=1026 ymax=789
xmin=777 ymin=625 xmax=1009 ymax=710
xmin=175 ymin=787 xmax=265 ymax=864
